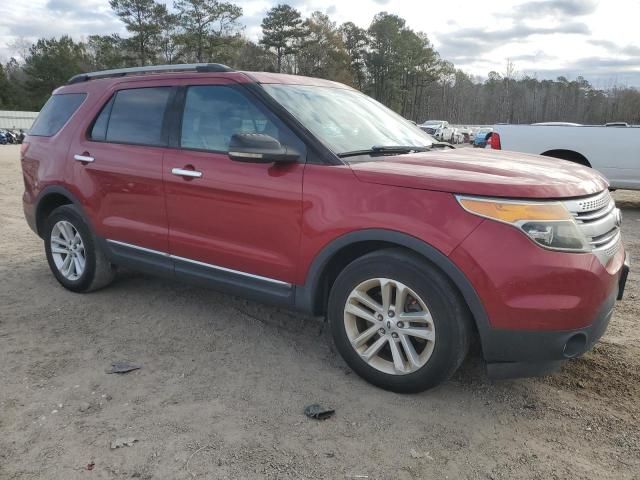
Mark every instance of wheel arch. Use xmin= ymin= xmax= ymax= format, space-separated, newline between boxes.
xmin=294 ymin=229 xmax=490 ymax=336
xmin=35 ymin=186 xmax=91 ymax=238
xmin=541 ymin=149 xmax=591 ymax=167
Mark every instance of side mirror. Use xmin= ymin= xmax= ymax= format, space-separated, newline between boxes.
xmin=228 ymin=133 xmax=299 ymax=164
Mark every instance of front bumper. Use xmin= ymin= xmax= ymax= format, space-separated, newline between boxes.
xmin=449 ymin=214 xmax=629 ymax=379
xmin=484 ymin=254 xmax=629 ymax=379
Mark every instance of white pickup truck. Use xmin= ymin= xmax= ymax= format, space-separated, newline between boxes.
xmin=419 ymin=120 xmax=455 ymax=142
xmin=491 ymin=123 xmax=640 ymax=190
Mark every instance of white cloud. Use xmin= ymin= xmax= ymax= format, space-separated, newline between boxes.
xmin=1 ymin=0 xmax=639 ymax=86
xmin=0 ymin=0 xmax=124 ymax=61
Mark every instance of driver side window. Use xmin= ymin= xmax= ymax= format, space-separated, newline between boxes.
xmin=180 ymin=85 xmax=289 ymax=153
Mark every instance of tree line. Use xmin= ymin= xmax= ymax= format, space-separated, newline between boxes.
xmin=1 ymin=0 xmax=639 ymax=125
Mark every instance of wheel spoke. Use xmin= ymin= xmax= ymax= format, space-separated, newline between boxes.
xmin=351 ymin=325 xmax=379 ymax=348
xmin=55 ymin=225 xmax=67 ymax=242
xmin=403 ymin=327 xmax=434 ymax=342
xmin=72 ymin=232 xmax=82 ymax=246
xmin=51 ymin=246 xmax=68 ymax=254
xmin=352 ymin=290 xmax=383 ymax=314
xmin=380 ymin=279 xmax=393 ymax=313
xmin=361 ymin=336 xmax=387 ymax=361
xmin=72 ymin=256 xmax=83 ymax=277
xmin=399 ymin=334 xmax=421 ymax=368
xmin=70 ymin=256 xmax=78 ymax=277
xmin=59 ymin=222 xmax=74 ymax=242
xmin=399 ymin=311 xmax=432 ymax=324
xmin=345 ymin=302 xmax=379 ymax=324
xmin=51 ymin=236 xmax=67 ymax=246
xmin=61 ymin=255 xmax=73 ymax=276
xmin=77 ymin=253 xmax=86 ymax=270
xmin=394 ymin=283 xmax=409 ymax=312
xmin=389 ymin=340 xmax=406 ymax=373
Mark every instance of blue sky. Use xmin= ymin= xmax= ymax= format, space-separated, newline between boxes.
xmin=1 ymin=0 xmax=640 ymax=87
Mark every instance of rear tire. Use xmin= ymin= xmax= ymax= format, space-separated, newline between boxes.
xmin=44 ymin=205 xmax=115 ymax=292
xmin=328 ymin=248 xmax=471 ymax=393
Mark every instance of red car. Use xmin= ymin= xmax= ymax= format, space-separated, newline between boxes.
xmin=21 ymin=64 xmax=629 ymax=392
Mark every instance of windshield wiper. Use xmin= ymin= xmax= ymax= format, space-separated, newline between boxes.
xmin=430 ymin=141 xmax=456 ymax=149
xmin=338 ymin=145 xmax=431 ymax=159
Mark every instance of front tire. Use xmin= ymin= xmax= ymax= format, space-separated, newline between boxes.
xmin=44 ymin=205 xmax=115 ymax=292
xmin=328 ymin=249 xmax=471 ymax=393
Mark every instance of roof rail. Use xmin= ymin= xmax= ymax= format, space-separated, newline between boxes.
xmin=67 ymin=63 xmax=234 ymax=84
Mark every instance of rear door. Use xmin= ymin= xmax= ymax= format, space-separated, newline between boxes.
xmin=70 ymin=82 xmax=174 ymax=255
xmin=163 ymin=80 xmax=306 ymax=289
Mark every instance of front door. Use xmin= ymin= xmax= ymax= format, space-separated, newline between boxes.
xmin=163 ymin=83 xmax=307 ymax=286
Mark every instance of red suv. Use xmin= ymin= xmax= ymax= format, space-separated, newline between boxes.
xmin=21 ymin=64 xmax=629 ymax=392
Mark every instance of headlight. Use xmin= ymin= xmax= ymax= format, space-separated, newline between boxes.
xmin=457 ymin=196 xmax=590 ymax=252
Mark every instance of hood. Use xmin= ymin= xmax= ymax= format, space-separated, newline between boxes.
xmin=348 ymin=148 xmax=608 ymax=199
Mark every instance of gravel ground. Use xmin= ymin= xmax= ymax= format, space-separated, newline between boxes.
xmin=1 ymin=144 xmax=638 ymax=479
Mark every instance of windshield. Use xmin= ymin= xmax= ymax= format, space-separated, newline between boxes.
xmin=262 ymin=84 xmax=434 ymax=155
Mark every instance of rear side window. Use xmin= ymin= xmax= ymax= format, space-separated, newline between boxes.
xmin=30 ymin=93 xmax=86 ymax=136
xmin=91 ymin=87 xmax=171 ymax=146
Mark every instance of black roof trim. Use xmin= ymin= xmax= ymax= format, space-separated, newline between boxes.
xmin=67 ymin=63 xmax=234 ymax=84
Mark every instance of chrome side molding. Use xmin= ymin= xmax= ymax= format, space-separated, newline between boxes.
xmin=106 ymin=239 xmax=291 ymax=287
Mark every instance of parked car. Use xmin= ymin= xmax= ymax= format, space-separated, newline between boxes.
xmin=532 ymin=122 xmax=582 ymax=126
xmin=0 ymin=130 xmax=8 ymax=145
xmin=473 ymin=127 xmax=493 ymax=147
xmin=457 ymin=127 xmax=472 ymax=143
xmin=604 ymin=122 xmax=630 ymax=127
xmin=21 ymin=64 xmax=629 ymax=393
xmin=491 ymin=123 xmax=640 ymax=190
xmin=468 ymin=128 xmax=476 ymax=142
xmin=419 ymin=120 xmax=454 ymax=142
xmin=451 ymin=128 xmax=465 ymax=144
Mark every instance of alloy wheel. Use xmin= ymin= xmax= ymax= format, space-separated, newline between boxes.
xmin=50 ymin=220 xmax=86 ymax=281
xmin=343 ymin=278 xmax=436 ymax=375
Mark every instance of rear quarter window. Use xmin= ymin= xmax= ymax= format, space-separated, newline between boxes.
xmin=29 ymin=93 xmax=87 ymax=137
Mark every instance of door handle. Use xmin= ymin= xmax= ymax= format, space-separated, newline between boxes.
xmin=74 ymin=154 xmax=95 ymax=163
xmin=171 ymin=167 xmax=202 ymax=178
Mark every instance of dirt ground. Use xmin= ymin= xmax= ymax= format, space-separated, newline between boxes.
xmin=1 ymin=144 xmax=638 ymax=480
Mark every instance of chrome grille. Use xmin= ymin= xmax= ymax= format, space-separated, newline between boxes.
xmin=574 ymin=193 xmax=611 ymax=212
xmin=604 ymin=239 xmax=622 ymax=258
xmin=563 ymin=191 xmax=622 ymax=265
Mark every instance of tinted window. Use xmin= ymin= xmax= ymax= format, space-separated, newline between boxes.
xmin=180 ymin=86 xmax=297 ymax=153
xmin=90 ymin=96 xmax=114 ymax=141
xmin=30 ymin=93 xmax=86 ymax=137
xmin=105 ymin=88 xmax=171 ymax=146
